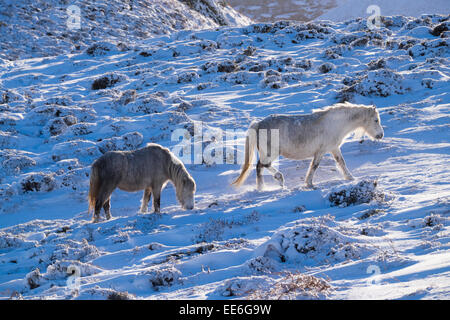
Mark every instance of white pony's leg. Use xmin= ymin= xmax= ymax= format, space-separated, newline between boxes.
xmin=331 ymin=148 xmax=354 ymax=180
xmin=266 ymin=165 xmax=284 ymax=187
xmin=305 ymin=153 xmax=324 ymax=188
xmin=140 ymin=188 xmax=152 ymax=213
xmin=256 ymin=160 xmax=265 ymax=191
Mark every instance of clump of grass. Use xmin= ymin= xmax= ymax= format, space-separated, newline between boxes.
xmin=107 ymin=291 xmax=135 ymax=300
xmin=248 ymin=271 xmax=332 ymax=300
xmin=193 ymin=211 xmax=260 ymax=243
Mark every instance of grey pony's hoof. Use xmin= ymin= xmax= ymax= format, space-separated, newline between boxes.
xmin=92 ymin=217 xmax=100 ymax=223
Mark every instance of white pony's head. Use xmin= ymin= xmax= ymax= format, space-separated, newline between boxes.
xmin=362 ymin=105 xmax=384 ymax=140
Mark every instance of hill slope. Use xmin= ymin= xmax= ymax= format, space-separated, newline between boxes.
xmin=0 ymin=0 xmax=251 ymax=61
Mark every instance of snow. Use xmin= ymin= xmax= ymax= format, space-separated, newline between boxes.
xmin=0 ymin=0 xmax=251 ymax=61
xmin=0 ymin=10 xmax=449 ymax=300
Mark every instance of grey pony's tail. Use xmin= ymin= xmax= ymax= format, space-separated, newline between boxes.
xmin=88 ymin=164 xmax=100 ymax=214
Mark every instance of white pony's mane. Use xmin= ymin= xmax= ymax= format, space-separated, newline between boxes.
xmin=312 ymin=101 xmax=375 ymax=114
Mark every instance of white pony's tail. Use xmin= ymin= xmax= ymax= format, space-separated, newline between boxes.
xmin=232 ymin=121 xmax=259 ymax=187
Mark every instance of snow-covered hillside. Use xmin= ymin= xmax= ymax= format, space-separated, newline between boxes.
xmin=0 ymin=13 xmax=449 ymax=299
xmin=317 ymin=0 xmax=449 ymax=22
xmin=0 ymin=0 xmax=251 ymax=61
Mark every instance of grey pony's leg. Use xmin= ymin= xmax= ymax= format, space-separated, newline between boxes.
xmin=140 ymin=187 xmax=152 ymax=213
xmin=103 ymin=198 xmax=112 ymax=220
xmin=93 ymin=186 xmax=115 ymax=223
xmin=152 ymin=185 xmax=162 ymax=213
xmin=93 ymin=202 xmax=102 ymax=223
xmin=331 ymin=148 xmax=354 ymax=180
xmin=305 ymin=153 xmax=324 ymax=188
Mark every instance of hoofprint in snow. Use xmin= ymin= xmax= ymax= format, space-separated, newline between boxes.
xmin=0 ymin=15 xmax=449 ymax=299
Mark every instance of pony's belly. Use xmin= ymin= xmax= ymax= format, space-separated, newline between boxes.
xmin=280 ymin=144 xmax=314 ymax=160
xmin=117 ymin=181 xmax=147 ymax=192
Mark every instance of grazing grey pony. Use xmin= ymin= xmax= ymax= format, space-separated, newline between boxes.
xmin=232 ymin=102 xmax=384 ymax=189
xmin=88 ymin=143 xmax=196 ymax=223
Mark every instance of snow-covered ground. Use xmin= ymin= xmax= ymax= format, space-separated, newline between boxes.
xmin=0 ymin=0 xmax=251 ymax=61
xmin=0 ymin=12 xmax=449 ymax=299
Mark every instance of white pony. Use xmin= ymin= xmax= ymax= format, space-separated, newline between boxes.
xmin=232 ymin=102 xmax=384 ymax=189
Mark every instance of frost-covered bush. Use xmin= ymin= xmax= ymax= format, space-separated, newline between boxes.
xmin=127 ymin=95 xmax=165 ymax=114
xmin=430 ymin=22 xmax=450 ymax=37
xmin=194 ymin=211 xmax=260 ymax=243
xmin=85 ymin=42 xmax=118 ymax=56
xmin=248 ymin=271 xmax=332 ymax=300
xmin=356 ymin=69 xmax=408 ymax=96
xmin=258 ymin=215 xmax=372 ymax=265
xmin=43 ymin=118 xmax=68 ymax=136
xmin=91 ymin=73 xmax=125 ymax=90
xmin=260 ymin=69 xmax=283 ymax=88
xmin=177 ymin=71 xmax=200 ymax=83
xmin=58 ymin=167 xmax=90 ymax=191
xmin=51 ymin=140 xmax=101 ymax=162
xmin=19 ymin=172 xmax=56 ymax=193
xmin=64 ymin=122 xmax=96 ymax=137
xmin=221 ymin=70 xmax=262 ymax=85
xmin=26 ymin=268 xmax=42 ymax=289
xmin=44 ymin=260 xmax=102 ymax=280
xmin=144 ymin=266 xmax=182 ymax=289
xmin=0 ymin=131 xmax=18 ymax=148
xmin=49 ymin=239 xmax=101 ymax=263
xmin=317 ymin=62 xmax=335 ymax=74
xmin=202 ymin=59 xmax=237 ymax=73
xmin=245 ymin=256 xmax=277 ymax=274
xmin=328 ymin=180 xmax=387 ymax=207
xmin=217 ymin=276 xmax=272 ymax=297
xmin=2 ymin=155 xmax=36 ymax=174
xmin=0 ymin=232 xmax=36 ymax=250
xmin=408 ymin=38 xmax=449 ymax=58
xmin=26 ymin=105 xmax=92 ymax=126
xmin=97 ymin=132 xmax=143 ymax=153
xmin=117 ymin=89 xmax=137 ymax=106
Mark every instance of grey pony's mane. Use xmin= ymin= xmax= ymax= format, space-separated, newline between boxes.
xmin=166 ymin=152 xmax=191 ymax=199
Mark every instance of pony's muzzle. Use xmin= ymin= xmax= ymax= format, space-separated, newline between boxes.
xmin=185 ymin=205 xmax=194 ymax=210
xmin=375 ymin=133 xmax=383 ymax=139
